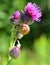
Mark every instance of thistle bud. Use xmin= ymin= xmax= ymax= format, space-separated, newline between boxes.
xmin=10 ymin=11 xmax=20 ymax=24
xmin=9 ymin=41 xmax=21 ymax=58
xmin=21 ymin=13 xmax=34 ymax=25
xmin=18 ymin=23 xmax=30 ymax=35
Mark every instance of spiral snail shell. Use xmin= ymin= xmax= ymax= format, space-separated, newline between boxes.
xmin=18 ymin=23 xmax=30 ymax=35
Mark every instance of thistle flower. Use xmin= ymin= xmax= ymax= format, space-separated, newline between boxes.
xmin=21 ymin=12 xmax=33 ymax=25
xmin=10 ymin=41 xmax=21 ymax=58
xmin=10 ymin=11 xmax=20 ymax=24
xmin=25 ymin=2 xmax=42 ymax=22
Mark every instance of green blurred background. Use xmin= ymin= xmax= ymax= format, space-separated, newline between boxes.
xmin=0 ymin=0 xmax=50 ymax=65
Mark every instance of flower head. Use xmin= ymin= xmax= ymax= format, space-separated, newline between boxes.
xmin=10 ymin=47 xmax=20 ymax=58
xmin=25 ymin=2 xmax=42 ymax=22
xmin=13 ymin=11 xmax=20 ymax=19
xmin=10 ymin=11 xmax=20 ymax=24
xmin=21 ymin=12 xmax=33 ymax=25
xmin=10 ymin=41 xmax=21 ymax=58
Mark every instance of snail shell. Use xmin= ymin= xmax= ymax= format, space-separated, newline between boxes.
xmin=18 ymin=23 xmax=30 ymax=35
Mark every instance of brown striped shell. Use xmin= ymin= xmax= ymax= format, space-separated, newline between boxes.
xmin=18 ymin=23 xmax=30 ymax=35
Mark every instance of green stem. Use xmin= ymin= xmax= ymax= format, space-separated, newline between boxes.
xmin=7 ymin=25 xmax=15 ymax=65
xmin=9 ymin=25 xmax=15 ymax=50
xmin=8 ymin=25 xmax=18 ymax=65
xmin=7 ymin=57 xmax=13 ymax=65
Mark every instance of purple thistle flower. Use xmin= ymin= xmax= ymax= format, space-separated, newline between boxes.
xmin=10 ymin=42 xmax=21 ymax=58
xmin=10 ymin=11 xmax=20 ymax=24
xmin=25 ymin=2 xmax=42 ymax=22
xmin=13 ymin=11 xmax=20 ymax=19
xmin=10 ymin=46 xmax=20 ymax=58
xmin=21 ymin=12 xmax=33 ymax=25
